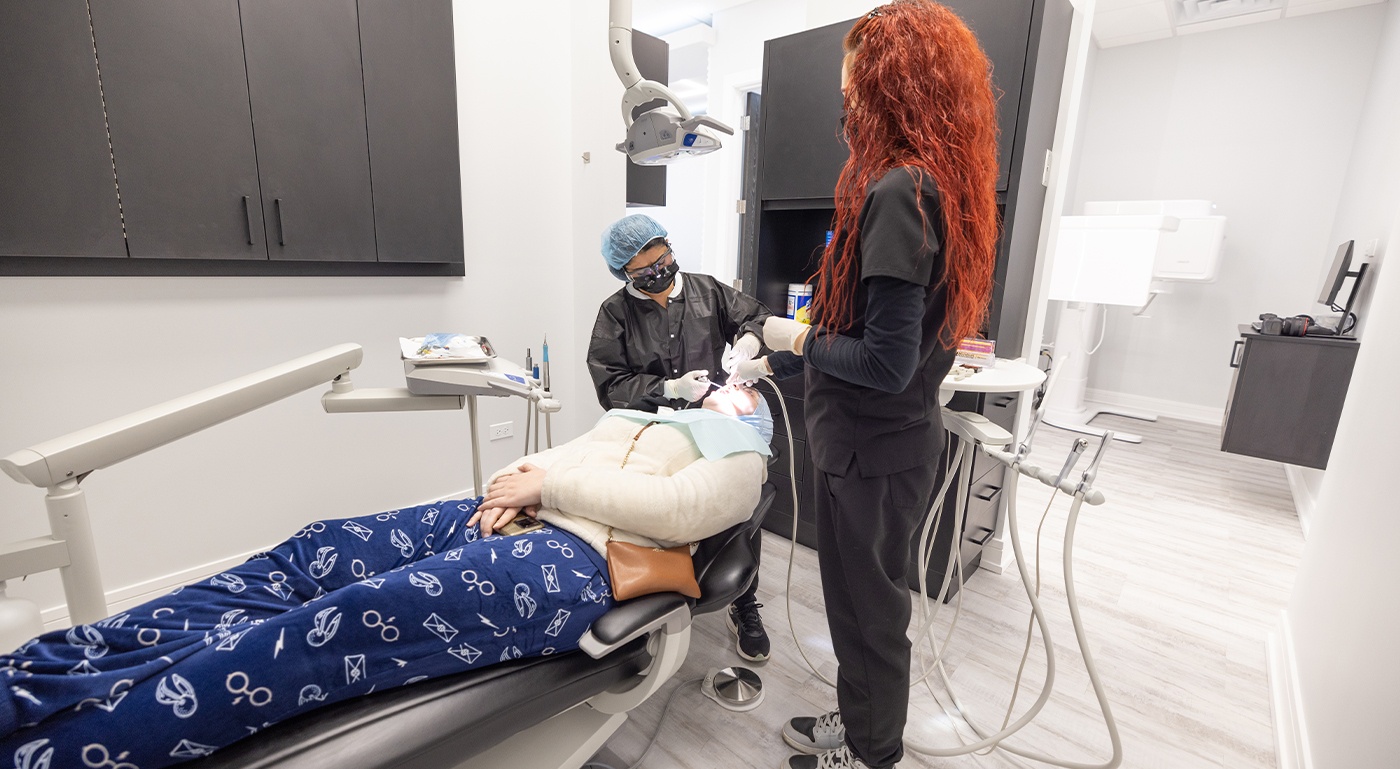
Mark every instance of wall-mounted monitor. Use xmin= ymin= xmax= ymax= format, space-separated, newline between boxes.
xmin=1318 ymin=240 xmax=1355 ymax=307
xmin=1317 ymin=240 xmax=1367 ymax=336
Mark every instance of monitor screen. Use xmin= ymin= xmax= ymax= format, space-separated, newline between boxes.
xmin=1318 ymin=240 xmax=1355 ymax=307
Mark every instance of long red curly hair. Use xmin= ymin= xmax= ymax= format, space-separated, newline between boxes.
xmin=814 ymin=0 xmax=1000 ymax=346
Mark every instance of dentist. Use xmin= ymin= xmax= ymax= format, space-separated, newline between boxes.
xmin=587 ymin=213 xmax=777 ymax=663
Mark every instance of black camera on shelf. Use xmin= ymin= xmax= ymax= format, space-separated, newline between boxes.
xmin=1257 ymin=313 xmax=1314 ymax=337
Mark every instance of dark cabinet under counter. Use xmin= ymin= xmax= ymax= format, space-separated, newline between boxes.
xmin=1220 ymin=325 xmax=1360 ymax=470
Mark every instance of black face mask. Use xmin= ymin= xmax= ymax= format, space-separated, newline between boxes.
xmin=631 ymin=259 xmax=679 ymax=294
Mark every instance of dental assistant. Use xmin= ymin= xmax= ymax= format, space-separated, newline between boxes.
xmin=587 ymin=213 xmax=777 ymax=662
xmin=761 ymin=3 xmax=1001 ymax=768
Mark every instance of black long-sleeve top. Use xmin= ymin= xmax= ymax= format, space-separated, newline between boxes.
xmin=801 ymin=167 xmax=960 ymax=478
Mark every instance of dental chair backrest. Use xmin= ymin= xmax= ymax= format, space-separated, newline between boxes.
xmin=692 ymin=482 xmax=774 ymax=615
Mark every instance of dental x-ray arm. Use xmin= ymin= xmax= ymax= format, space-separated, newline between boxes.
xmin=609 ymin=0 xmax=733 ymax=164
xmin=609 ymin=0 xmax=681 ymax=127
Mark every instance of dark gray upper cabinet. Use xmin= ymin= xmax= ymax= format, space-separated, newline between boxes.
xmin=0 ymin=1 xmax=125 ymax=257
xmin=357 ymin=0 xmax=462 ymax=263
xmin=241 ymin=0 xmax=377 ymax=262
xmin=89 ymin=0 xmax=265 ymax=260
xmin=946 ymin=0 xmax=1035 ymax=191
xmin=759 ymin=0 xmax=1035 ymax=200
xmin=757 ymin=21 xmax=849 ymax=203
xmin=625 ymin=29 xmax=668 ymax=208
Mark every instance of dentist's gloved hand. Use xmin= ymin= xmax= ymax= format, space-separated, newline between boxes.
xmin=763 ymin=316 xmax=812 ymax=356
xmin=664 ymin=369 xmax=711 ymax=402
xmin=722 ymin=333 xmax=763 ymax=374
xmin=730 ymin=356 xmax=772 ymax=385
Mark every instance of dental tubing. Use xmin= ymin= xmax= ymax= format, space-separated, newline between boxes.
xmin=764 ymin=377 xmax=1122 ymax=769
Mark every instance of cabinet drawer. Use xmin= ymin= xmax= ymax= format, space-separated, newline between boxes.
xmin=769 ymin=435 xmax=807 ymax=483
xmin=961 ymin=472 xmax=1004 ymax=558
xmin=762 ymin=467 xmax=817 ymax=549
xmin=762 ymin=388 xmax=806 ymax=441
xmin=983 ymin=392 xmax=1019 ymax=432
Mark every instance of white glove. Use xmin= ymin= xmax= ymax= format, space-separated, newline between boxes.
xmin=730 ymin=356 xmax=773 ymax=385
xmin=722 ymin=333 xmax=763 ymax=374
xmin=664 ymin=369 xmax=711 ymax=402
xmin=763 ymin=316 xmax=812 ymax=356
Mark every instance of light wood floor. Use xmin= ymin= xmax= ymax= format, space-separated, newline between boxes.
xmin=596 ymin=415 xmax=1304 ymax=769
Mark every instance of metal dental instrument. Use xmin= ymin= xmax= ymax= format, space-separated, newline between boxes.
xmin=1053 ymin=437 xmax=1090 ymax=488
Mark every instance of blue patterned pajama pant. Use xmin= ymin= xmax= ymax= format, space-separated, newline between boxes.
xmin=0 ymin=497 xmax=614 ymax=768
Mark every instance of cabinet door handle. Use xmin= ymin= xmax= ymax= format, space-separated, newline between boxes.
xmin=973 ymin=485 xmax=1000 ymax=502
xmin=992 ymin=395 xmax=1014 ymax=408
xmin=274 ymin=198 xmax=286 ymax=246
xmin=1229 ymin=339 xmax=1244 ymax=368
xmin=968 ymin=527 xmax=995 ymax=546
xmin=241 ymin=196 xmax=254 ymax=245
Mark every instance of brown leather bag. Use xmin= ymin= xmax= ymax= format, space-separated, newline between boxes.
xmin=604 ymin=419 xmax=702 ymax=601
xmin=605 ymin=539 xmax=701 ymax=601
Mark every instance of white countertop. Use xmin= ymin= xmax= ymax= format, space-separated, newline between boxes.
xmin=940 ymin=358 xmax=1045 ymax=395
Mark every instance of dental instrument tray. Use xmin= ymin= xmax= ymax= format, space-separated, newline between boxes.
xmin=404 ymin=354 xmax=535 ymax=399
xmin=399 ymin=334 xmax=496 ymax=363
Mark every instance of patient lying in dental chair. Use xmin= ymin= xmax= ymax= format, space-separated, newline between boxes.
xmin=0 ymin=388 xmax=772 ymax=768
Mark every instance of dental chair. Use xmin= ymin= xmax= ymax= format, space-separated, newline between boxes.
xmin=0 ymin=344 xmax=774 ymax=769
xmin=188 ymin=484 xmax=774 ymax=769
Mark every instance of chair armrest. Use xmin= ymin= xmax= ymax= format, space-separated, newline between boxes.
xmin=578 ymin=593 xmax=691 ymax=659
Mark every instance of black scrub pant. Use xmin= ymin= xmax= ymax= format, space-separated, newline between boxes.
xmin=815 ymin=456 xmax=938 ymax=769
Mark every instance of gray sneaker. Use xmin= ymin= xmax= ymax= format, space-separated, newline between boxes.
xmin=782 ymin=745 xmax=873 ymax=769
xmin=782 ymin=710 xmax=845 ymax=755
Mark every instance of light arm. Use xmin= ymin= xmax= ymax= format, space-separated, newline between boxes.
xmin=0 ymin=344 xmax=364 ymax=626
xmin=2 ymin=344 xmax=363 ymax=489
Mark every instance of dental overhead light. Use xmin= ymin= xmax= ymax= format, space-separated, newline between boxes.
xmin=609 ymin=0 xmax=733 ymax=165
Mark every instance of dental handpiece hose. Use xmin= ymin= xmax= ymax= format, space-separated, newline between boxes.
xmin=906 ymin=439 xmax=1121 ymax=769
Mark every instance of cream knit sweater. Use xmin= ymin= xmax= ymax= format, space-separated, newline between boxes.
xmin=486 ymin=415 xmax=767 ymax=556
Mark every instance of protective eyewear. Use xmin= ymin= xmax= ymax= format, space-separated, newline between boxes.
xmin=626 ymin=246 xmax=674 ymax=281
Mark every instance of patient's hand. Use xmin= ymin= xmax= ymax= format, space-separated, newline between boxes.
xmin=469 ymin=504 xmax=533 ymax=536
xmin=472 ymin=463 xmax=547 ymax=535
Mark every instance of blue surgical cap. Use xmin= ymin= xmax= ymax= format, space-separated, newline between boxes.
xmin=738 ymin=395 xmax=775 ymax=445
xmin=601 ymin=214 xmax=668 ymax=281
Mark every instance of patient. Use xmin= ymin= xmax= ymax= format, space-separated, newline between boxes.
xmin=0 ymin=387 xmax=771 ymax=769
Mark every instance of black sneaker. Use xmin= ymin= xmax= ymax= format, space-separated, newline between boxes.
xmin=782 ymin=745 xmax=874 ymax=769
xmin=725 ymin=600 xmax=770 ymax=662
xmin=782 ymin=710 xmax=845 ymax=754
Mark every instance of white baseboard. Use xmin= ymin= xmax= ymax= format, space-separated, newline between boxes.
xmin=1282 ymin=466 xmax=1316 ymax=539
xmin=41 ymin=548 xmax=265 ymax=629
xmin=1267 ymin=611 xmax=1314 ymax=769
xmin=1085 ymin=388 xmax=1224 ymax=426
xmin=40 ymin=486 xmax=479 ymax=630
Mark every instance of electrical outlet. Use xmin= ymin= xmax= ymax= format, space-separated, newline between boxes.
xmin=489 ymin=422 xmax=513 ymax=441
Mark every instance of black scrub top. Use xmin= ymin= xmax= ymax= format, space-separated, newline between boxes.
xmin=805 ymin=167 xmax=958 ymax=478
xmin=587 ymin=272 xmax=772 ymax=411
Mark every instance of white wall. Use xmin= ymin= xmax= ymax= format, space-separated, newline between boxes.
xmin=1283 ymin=0 xmax=1400 ymax=764
xmin=0 ymin=0 xmax=627 ymax=625
xmin=1067 ymin=5 xmax=1387 ymax=419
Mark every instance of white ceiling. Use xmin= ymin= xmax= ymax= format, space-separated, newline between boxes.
xmin=632 ymin=0 xmax=1391 ymax=49
xmin=632 ymin=0 xmax=755 ymax=37
xmin=1094 ymin=0 xmax=1388 ymax=48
